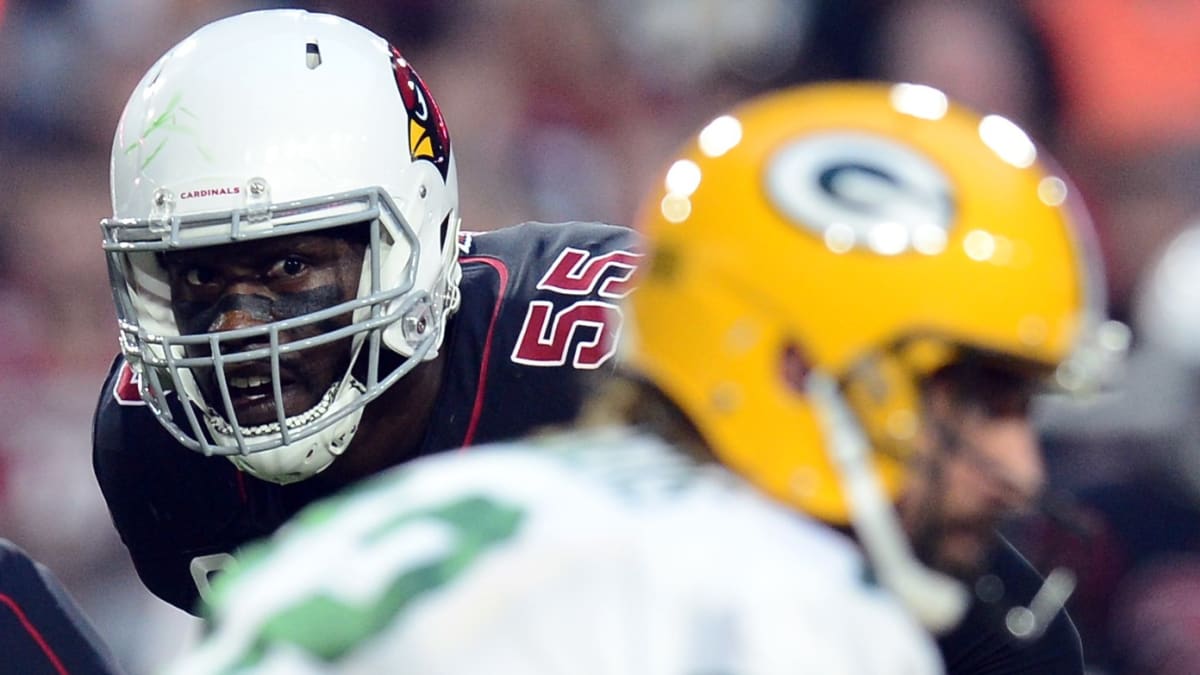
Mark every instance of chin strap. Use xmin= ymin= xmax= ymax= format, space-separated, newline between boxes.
xmin=217 ymin=338 xmax=372 ymax=484
xmin=807 ymin=371 xmax=970 ymax=634
xmin=222 ymin=377 xmax=367 ymax=484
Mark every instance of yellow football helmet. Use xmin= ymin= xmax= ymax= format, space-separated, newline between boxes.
xmin=625 ymin=82 xmax=1122 ymax=627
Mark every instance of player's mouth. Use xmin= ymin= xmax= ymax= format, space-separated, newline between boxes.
xmin=209 ymin=365 xmax=322 ymax=428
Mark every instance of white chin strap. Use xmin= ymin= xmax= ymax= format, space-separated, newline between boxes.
xmin=208 ymin=377 xmax=367 ymax=485
xmin=806 ymin=371 xmax=970 ymax=635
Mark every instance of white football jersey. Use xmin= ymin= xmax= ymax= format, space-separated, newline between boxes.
xmin=166 ymin=428 xmax=943 ymax=675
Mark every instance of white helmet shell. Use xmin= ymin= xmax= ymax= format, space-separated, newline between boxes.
xmin=103 ymin=9 xmax=462 ymax=483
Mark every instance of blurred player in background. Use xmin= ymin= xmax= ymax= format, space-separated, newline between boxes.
xmin=0 ymin=537 xmax=125 ymax=674
xmin=164 ymin=82 xmax=1123 ymax=674
xmin=1033 ymin=220 xmax=1200 ymax=674
xmin=92 ymin=8 xmax=637 ymax=615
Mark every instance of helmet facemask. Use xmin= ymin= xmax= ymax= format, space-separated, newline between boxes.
xmin=103 ymin=186 xmax=458 ymax=484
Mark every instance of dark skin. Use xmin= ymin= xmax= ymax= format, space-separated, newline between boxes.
xmin=161 ymin=228 xmax=447 ymax=492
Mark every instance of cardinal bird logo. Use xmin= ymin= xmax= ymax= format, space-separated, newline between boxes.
xmin=391 ymin=46 xmax=451 ymax=180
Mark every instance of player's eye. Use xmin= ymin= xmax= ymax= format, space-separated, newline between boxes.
xmin=183 ymin=267 xmax=217 ymax=287
xmin=270 ymin=256 xmax=308 ymax=278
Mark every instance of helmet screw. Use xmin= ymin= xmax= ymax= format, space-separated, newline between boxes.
xmin=153 ymin=189 xmax=171 ymax=207
xmin=402 ymin=314 xmax=429 ymax=339
xmin=418 ymin=185 xmax=427 ymax=199
xmin=248 ymin=178 xmax=268 ymax=196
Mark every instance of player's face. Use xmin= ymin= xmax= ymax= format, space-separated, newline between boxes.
xmin=162 ymin=228 xmax=367 ymax=427
xmin=898 ymin=365 xmax=1045 ymax=580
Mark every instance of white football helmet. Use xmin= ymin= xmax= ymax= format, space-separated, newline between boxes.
xmin=1136 ymin=223 xmax=1200 ymax=365
xmin=101 ymin=10 xmax=462 ymax=484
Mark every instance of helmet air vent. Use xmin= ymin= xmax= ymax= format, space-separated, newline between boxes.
xmin=305 ymin=39 xmax=322 ymax=70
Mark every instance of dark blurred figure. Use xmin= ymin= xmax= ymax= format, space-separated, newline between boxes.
xmin=1029 ymin=222 xmax=1200 ymax=674
xmin=1 ymin=537 xmax=125 ymax=675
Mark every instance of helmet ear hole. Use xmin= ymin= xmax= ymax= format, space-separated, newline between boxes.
xmin=780 ymin=342 xmax=812 ymax=394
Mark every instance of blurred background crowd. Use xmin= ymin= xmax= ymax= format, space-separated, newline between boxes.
xmin=2 ymin=1 xmax=1200 ymax=673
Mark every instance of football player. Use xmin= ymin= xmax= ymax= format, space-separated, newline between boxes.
xmin=163 ymin=82 xmax=1123 ymax=674
xmin=93 ymin=9 xmax=638 ymax=614
xmin=1033 ymin=220 xmax=1200 ymax=672
xmin=0 ymin=538 xmax=124 ymax=674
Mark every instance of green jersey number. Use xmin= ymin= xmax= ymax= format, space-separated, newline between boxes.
xmin=229 ymin=494 xmax=524 ymax=668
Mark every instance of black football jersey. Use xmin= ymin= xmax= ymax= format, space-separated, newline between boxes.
xmin=0 ymin=538 xmax=124 ymax=675
xmin=938 ymin=536 xmax=1084 ymax=675
xmin=93 ymin=221 xmax=640 ymax=613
